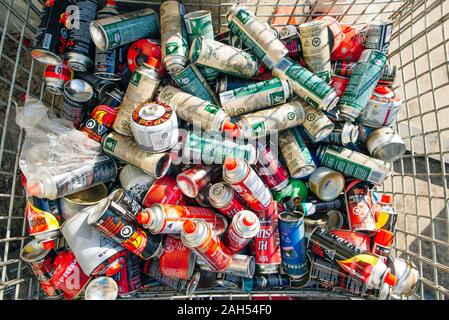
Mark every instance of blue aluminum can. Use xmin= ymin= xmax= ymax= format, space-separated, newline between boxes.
xmin=278 ymin=210 xmax=309 ymax=279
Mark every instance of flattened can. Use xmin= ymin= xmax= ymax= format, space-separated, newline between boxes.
xmin=359 ymin=86 xmax=402 ymax=128
xmin=272 ymin=57 xmax=339 ymax=111
xmin=226 ymin=4 xmax=288 ymax=68
xmin=90 ymin=8 xmax=159 ymax=51
xmin=219 ymin=77 xmax=292 ymax=116
xmin=171 ymin=64 xmax=220 ymax=104
xmin=32 ymin=0 xmax=70 ymax=65
xmin=317 ymin=144 xmax=390 ymax=186
xmin=160 ymin=1 xmax=189 ymax=75
xmin=298 ymin=19 xmax=332 ymax=83
xmin=302 ymin=101 xmax=335 ymax=143
xmin=322 ymin=122 xmax=359 ymax=146
xmin=308 ymin=167 xmax=345 ymax=201
xmin=279 ymin=127 xmax=316 ymax=179
xmin=113 ymin=65 xmax=161 ymax=136
xmin=44 ymin=63 xmax=74 ymax=95
xmin=61 ymin=79 xmax=94 ymax=128
xmin=345 ymin=179 xmax=376 ymax=233
xmin=337 ymin=49 xmax=388 ymax=122
xmin=366 ymin=127 xmax=406 ymax=162
xmin=102 ymin=132 xmax=171 ymax=179
xmin=363 ymin=19 xmax=393 ymax=53
xmin=190 ymin=36 xmax=259 ymax=79
xmin=157 ymin=85 xmax=228 ymax=132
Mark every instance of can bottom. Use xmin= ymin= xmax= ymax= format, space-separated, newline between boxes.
xmin=256 ymin=263 xmax=280 ymax=274
xmin=94 ymin=72 xmax=122 ymax=82
xmin=31 ymin=48 xmax=62 ymax=65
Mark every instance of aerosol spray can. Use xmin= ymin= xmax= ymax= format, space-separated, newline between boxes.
xmin=363 ymin=19 xmax=393 ymax=53
xmin=345 ymin=179 xmax=376 ymax=234
xmin=61 ymin=79 xmax=94 ymax=128
xmin=44 ymin=62 xmax=74 ymax=95
xmin=208 ymin=182 xmax=247 ymax=218
xmin=142 ymin=175 xmax=187 ymax=207
xmin=224 ymin=210 xmax=260 ymax=254
xmin=112 ymin=252 xmax=142 ymax=298
xmin=321 ymin=122 xmax=359 ymax=147
xmin=77 ymin=72 xmax=119 ymax=101
xmin=108 ymin=188 xmax=142 ymax=221
xmin=176 ymin=165 xmax=222 ymax=198
xmin=301 ymin=103 xmax=335 ymax=143
xmin=254 ymin=142 xmax=290 ymax=192
xmin=372 ymin=229 xmax=394 ymax=263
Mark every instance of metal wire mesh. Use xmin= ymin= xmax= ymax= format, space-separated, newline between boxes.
xmin=0 ymin=0 xmax=447 ymax=300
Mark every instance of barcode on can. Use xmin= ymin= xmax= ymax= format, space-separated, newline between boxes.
xmin=43 ymin=33 xmax=52 ymax=49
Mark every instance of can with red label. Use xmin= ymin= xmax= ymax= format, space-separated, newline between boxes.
xmin=51 ymin=250 xmax=91 ymax=300
xmin=159 ymin=235 xmax=196 ymax=280
xmin=372 ymin=229 xmax=394 ymax=263
xmin=359 ymin=86 xmax=402 ymax=128
xmin=127 ymin=38 xmax=164 ymax=76
xmin=254 ymin=143 xmax=290 ymax=192
xmin=25 ymin=200 xmax=60 ymax=243
xmin=345 ymin=179 xmax=376 ymax=234
xmin=44 ymin=63 xmax=74 ymax=95
xmin=224 ymin=210 xmax=260 ymax=254
xmin=142 ymin=174 xmax=187 ymax=207
xmin=330 ymin=229 xmax=371 ymax=252
xmin=20 ymin=239 xmax=63 ymax=298
xmin=177 ymin=164 xmax=222 ymax=198
xmin=208 ymin=182 xmax=247 ymax=218
xmin=280 ymin=33 xmax=302 ymax=61
xmin=112 ymin=252 xmax=142 ymax=298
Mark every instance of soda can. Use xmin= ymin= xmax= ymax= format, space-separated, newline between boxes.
xmin=61 ymin=79 xmax=94 ymax=128
xmin=44 ymin=63 xmax=74 ymax=95
xmin=272 ymin=57 xmax=339 ymax=111
xmin=108 ymin=188 xmax=141 ymax=221
xmin=337 ymin=49 xmax=388 ymax=122
xmin=302 ymin=103 xmax=335 ymax=142
xmin=94 ymin=1 xmax=121 ymax=81
xmin=31 ymin=0 xmax=70 ymax=65
xmin=331 ymin=75 xmax=350 ymax=97
xmin=25 ymin=155 xmax=117 ymax=200
xmin=25 ymin=200 xmax=60 ymax=243
xmin=137 ymin=204 xmax=216 ymax=235
xmin=51 ymin=250 xmax=91 ymax=300
xmin=220 ymin=77 xmax=292 ymax=117
xmin=278 ymin=210 xmax=309 ymax=279
xmin=209 ymin=182 xmax=247 ymax=218
xmin=142 ymin=259 xmax=201 ymax=295
xmin=254 ymin=201 xmax=282 ymax=274
xmin=77 ymin=72 xmax=119 ymax=101
xmin=366 ymin=127 xmax=406 ymax=162
xmin=60 ymin=184 xmax=108 ymax=221
xmin=236 ymin=100 xmax=307 ymax=140
xmin=317 ymin=144 xmax=391 ymax=186
xmin=223 ymin=157 xmax=272 ymax=212
xmin=113 ymin=65 xmax=161 ymax=136
xmin=90 ymin=8 xmax=159 ymax=51
xmin=308 ymin=167 xmax=345 ymax=201
xmin=254 ymin=142 xmax=290 ymax=192
xmin=159 ymin=235 xmax=196 ymax=280
xmin=111 ymin=252 xmax=142 ymax=298
xmin=279 ymin=127 xmax=316 ymax=179
xmin=363 ymin=19 xmax=393 ymax=54
xmin=160 ymin=1 xmax=189 ymax=75
xmin=64 ymin=0 xmax=98 ymax=72
xmin=102 ymin=132 xmax=171 ymax=179
xmin=157 ymin=85 xmax=229 ymax=132
xmin=321 ymin=122 xmax=359 ymax=147
xmin=280 ymin=33 xmax=302 ymax=60
xmin=226 ymin=5 xmax=288 ymax=69
xmin=190 ymin=36 xmax=259 ymax=79
xmin=87 ymin=198 xmax=163 ymax=260
xmin=176 ymin=164 xmax=222 ymax=198
xmin=372 ymin=229 xmax=394 ymax=263
xmin=298 ymin=19 xmax=332 ymax=83
xmin=20 ymin=239 xmax=63 ymax=298
xmin=84 ymin=276 xmax=118 ymax=300
xmin=181 ymin=219 xmax=233 ymax=272
xmin=333 ymin=62 xmax=397 ymax=87
xmin=242 ymin=274 xmax=290 ymax=292
xmin=142 ymin=174 xmax=187 ymax=207
xmin=301 ymin=197 xmax=345 ymax=217
xmin=345 ymin=179 xmax=376 ymax=234
xmin=359 ymin=86 xmax=401 ymax=128
xmin=224 ymin=210 xmax=260 ymax=254
xmin=119 ymin=165 xmax=155 ymax=203
xmin=171 ymin=64 xmax=219 ymax=105
xmin=329 ymin=229 xmax=371 ymax=252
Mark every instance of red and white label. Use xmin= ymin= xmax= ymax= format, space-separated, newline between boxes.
xmin=224 ymin=224 xmax=251 ymax=254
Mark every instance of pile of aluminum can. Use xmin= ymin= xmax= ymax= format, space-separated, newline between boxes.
xmin=20 ymin=0 xmax=419 ymax=300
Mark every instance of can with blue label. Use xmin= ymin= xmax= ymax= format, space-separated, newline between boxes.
xmin=278 ymin=210 xmax=309 ymax=279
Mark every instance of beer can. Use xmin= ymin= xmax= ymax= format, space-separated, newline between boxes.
xmin=160 ymin=1 xmax=189 ymax=75
xmin=272 ymin=57 xmax=339 ymax=111
xmin=190 ymin=36 xmax=259 ymax=79
xmin=366 ymin=127 xmax=406 ymax=162
xmin=337 ymin=49 xmax=388 ymax=122
xmin=176 ymin=164 xmax=222 ymax=198
xmin=44 ymin=63 xmax=74 ymax=95
xmin=171 ymin=64 xmax=219 ymax=104
xmin=254 ymin=142 xmax=290 ymax=192
xmin=359 ymin=86 xmax=401 ymax=128
xmin=298 ymin=19 xmax=332 ymax=83
xmin=321 ymin=122 xmax=359 ymax=146
xmin=119 ymin=164 xmax=155 ymax=203
xmin=31 ymin=0 xmax=70 ymax=65
xmin=363 ymin=19 xmax=393 ymax=53
xmin=142 ymin=174 xmax=186 ymax=207
xmin=87 ymin=197 xmax=163 ymax=260
xmin=130 ymin=102 xmax=179 ymax=153
xmin=84 ymin=276 xmax=118 ymax=300
xmin=209 ymin=182 xmax=247 ymax=218
xmin=112 ymin=252 xmax=142 ymax=298
xmin=159 ymin=235 xmax=196 ymax=280
xmin=345 ymin=179 xmax=376 ymax=233
xmin=20 ymin=239 xmax=63 ymax=298
xmin=317 ymin=144 xmax=390 ymax=186
xmin=64 ymin=0 xmax=98 ymax=72
xmin=60 ymin=183 xmax=108 ymax=221
xmin=61 ymin=79 xmax=94 ymax=128
xmin=113 ymin=64 xmax=161 ymax=136
xmin=108 ymin=188 xmax=142 ymax=221
xmin=157 ymin=85 xmax=229 ymax=132
xmin=237 ymin=100 xmax=307 ymax=140
xmin=102 ymin=132 xmax=171 ymax=179
xmin=308 ymin=167 xmax=345 ymax=201
xmin=226 ymin=5 xmax=288 ymax=69
xmin=278 ymin=210 xmax=309 ymax=279
xmin=242 ymin=274 xmax=290 ymax=292
xmin=219 ymin=77 xmax=292 ymax=117
xmin=77 ymin=72 xmax=119 ymax=101
xmin=90 ymin=8 xmax=159 ymax=51
xmin=279 ymin=127 xmax=316 ymax=179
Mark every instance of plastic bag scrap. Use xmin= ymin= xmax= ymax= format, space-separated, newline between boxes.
xmin=15 ymin=97 xmax=103 ymax=190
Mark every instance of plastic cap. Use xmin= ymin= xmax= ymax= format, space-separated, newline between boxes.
xmin=106 ymin=0 xmax=117 ymax=5
xmin=221 ymin=121 xmax=241 ymax=138
xmin=375 ymin=229 xmax=394 ymax=246
xmin=104 ymin=261 xmax=123 ymax=277
xmin=136 ymin=210 xmax=150 ymax=225
xmin=183 ymin=220 xmax=197 ymax=234
xmin=242 ymin=215 xmax=255 ymax=226
xmin=42 ymin=240 xmax=55 ymax=250
xmin=380 ymin=194 xmax=393 ymax=204
xmin=384 ymin=272 xmax=398 ymax=287
xmin=143 ymin=57 xmax=159 ymax=70
xmin=224 ymin=157 xmax=238 ymax=171
xmin=375 ymin=86 xmax=391 ymax=95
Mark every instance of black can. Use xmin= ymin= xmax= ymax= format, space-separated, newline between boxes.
xmin=64 ymin=0 xmax=98 ymax=72
xmin=108 ymin=188 xmax=142 ymax=221
xmin=62 ymin=79 xmax=94 ymax=128
xmin=32 ymin=0 xmax=70 ymax=65
xmin=77 ymin=72 xmax=119 ymax=101
xmin=242 ymin=274 xmax=290 ymax=292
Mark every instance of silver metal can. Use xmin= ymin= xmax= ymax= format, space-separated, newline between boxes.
xmin=359 ymin=86 xmax=402 ymax=128
xmin=119 ymin=164 xmax=156 ymax=203
xmin=366 ymin=127 xmax=406 ymax=162
xmin=363 ymin=19 xmax=393 ymax=53
xmin=308 ymin=167 xmax=345 ymax=201
xmin=321 ymin=122 xmax=359 ymax=146
xmin=61 ymin=79 xmax=94 ymax=128
xmin=302 ymin=103 xmax=335 ymax=142
xmin=224 ymin=210 xmax=260 ymax=254
xmin=60 ymin=184 xmax=108 ymax=221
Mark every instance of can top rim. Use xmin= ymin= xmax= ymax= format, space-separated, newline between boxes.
xmin=20 ymin=239 xmax=51 ymax=263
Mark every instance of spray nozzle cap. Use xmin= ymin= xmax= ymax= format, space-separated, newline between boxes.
xmin=242 ymin=215 xmax=255 ymax=226
xmin=136 ymin=210 xmax=150 ymax=225
xmin=183 ymin=220 xmax=197 ymax=234
xmin=384 ymin=272 xmax=398 ymax=287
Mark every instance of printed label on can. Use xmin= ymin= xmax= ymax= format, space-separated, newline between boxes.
xmin=254 ymin=213 xmax=281 ymax=265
